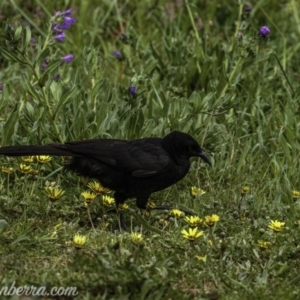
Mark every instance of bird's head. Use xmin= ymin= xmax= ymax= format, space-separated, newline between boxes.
xmin=162 ymin=131 xmax=212 ymax=166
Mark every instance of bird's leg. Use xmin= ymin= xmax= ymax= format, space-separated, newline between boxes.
xmin=137 ymin=196 xmax=197 ymax=216
xmin=114 ymin=192 xmax=127 ymax=230
xmin=119 ymin=213 xmax=127 ymax=230
xmin=136 ymin=195 xmax=149 ymax=210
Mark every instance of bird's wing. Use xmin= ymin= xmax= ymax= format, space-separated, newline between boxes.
xmin=52 ymin=138 xmax=171 ymax=177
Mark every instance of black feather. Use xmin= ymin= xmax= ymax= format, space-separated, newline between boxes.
xmin=0 ymin=131 xmax=211 ymax=227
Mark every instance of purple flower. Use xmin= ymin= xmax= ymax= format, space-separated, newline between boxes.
xmin=53 ymin=27 xmax=63 ymax=34
xmin=62 ymin=54 xmax=74 ymax=63
xmin=113 ymin=50 xmax=121 ymax=59
xmin=245 ymin=6 xmax=252 ymax=12
xmin=64 ymin=16 xmax=76 ymax=25
xmin=53 ymin=9 xmax=75 ymax=31
xmin=129 ymin=86 xmax=136 ymax=96
xmin=61 ymin=8 xmax=72 ymax=16
xmin=0 ymin=85 xmax=3 ymax=91
xmin=30 ymin=37 xmax=36 ymax=43
xmin=54 ymin=74 xmax=61 ymax=81
xmin=59 ymin=16 xmax=76 ymax=30
xmin=258 ymin=26 xmax=270 ymax=37
xmin=55 ymin=32 xmax=65 ymax=42
xmin=55 ymin=9 xmax=72 ymax=17
xmin=41 ymin=64 xmax=48 ymax=70
xmin=121 ymin=33 xmax=128 ymax=40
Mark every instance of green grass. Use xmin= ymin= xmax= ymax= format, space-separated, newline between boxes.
xmin=1 ymin=0 xmax=300 ymax=299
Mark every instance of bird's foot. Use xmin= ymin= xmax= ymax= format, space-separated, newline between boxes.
xmin=151 ymin=204 xmax=197 ymax=216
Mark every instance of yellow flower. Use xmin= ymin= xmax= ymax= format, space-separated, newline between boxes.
xmin=169 ymin=209 xmax=184 ymax=218
xmin=268 ymin=220 xmax=285 ymax=232
xmin=54 ymin=223 xmax=62 ymax=230
xmin=146 ymin=200 xmax=156 ymax=209
xmin=50 ymin=230 xmax=58 ymax=238
xmin=87 ymin=181 xmax=111 ymax=195
xmin=1 ymin=166 xmax=14 ymax=174
xmin=100 ymin=222 xmax=110 ymax=229
xmin=131 ymin=232 xmax=144 ymax=245
xmin=73 ymin=234 xmax=87 ymax=248
xmin=292 ymin=190 xmax=300 ymax=200
xmin=181 ymin=227 xmax=204 ymax=241
xmin=195 ymin=255 xmax=207 ymax=262
xmin=118 ymin=203 xmax=129 ymax=211
xmin=19 ymin=163 xmax=34 ymax=174
xmin=241 ymin=186 xmax=250 ymax=195
xmin=159 ymin=219 xmax=169 ymax=227
xmin=258 ymin=240 xmax=271 ymax=249
xmin=50 ymin=223 xmax=62 ymax=238
xmin=143 ymin=210 xmax=151 ymax=219
xmin=81 ymin=191 xmax=97 ymax=204
xmin=204 ymin=214 xmax=220 ymax=227
xmin=22 ymin=156 xmax=35 ymax=163
xmin=102 ymin=195 xmax=115 ymax=207
xmin=184 ymin=215 xmax=202 ymax=227
xmin=36 ymin=155 xmax=52 ymax=163
xmin=191 ymin=186 xmax=206 ymax=197
xmin=45 ymin=186 xmax=65 ymax=200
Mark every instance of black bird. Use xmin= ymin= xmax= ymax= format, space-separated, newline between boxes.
xmin=0 ymin=131 xmax=211 ymax=226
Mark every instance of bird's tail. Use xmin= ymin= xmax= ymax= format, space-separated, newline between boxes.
xmin=0 ymin=145 xmax=71 ymax=157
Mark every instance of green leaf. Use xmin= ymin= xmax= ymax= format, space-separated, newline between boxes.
xmin=21 ymin=26 xmax=32 ymax=53
xmin=0 ymin=46 xmax=24 ymax=64
xmin=11 ymin=234 xmax=29 ymax=245
xmin=21 ymin=72 xmax=41 ymax=102
xmin=0 ymin=219 xmax=8 ymax=231
xmin=35 ymin=47 xmax=50 ymax=68
xmin=237 ymin=141 xmax=251 ymax=173
xmin=50 ymin=81 xmax=62 ymax=103
xmin=39 ymin=59 xmax=62 ymax=87
xmin=14 ymin=24 xmax=22 ymax=41
xmin=135 ymin=214 xmax=162 ymax=234
xmin=2 ymin=104 xmax=19 ymax=145
xmin=150 ymin=41 xmax=165 ymax=69
xmin=53 ymin=85 xmax=80 ymax=116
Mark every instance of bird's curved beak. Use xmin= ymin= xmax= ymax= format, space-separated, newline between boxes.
xmin=198 ymin=151 xmax=212 ymax=166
